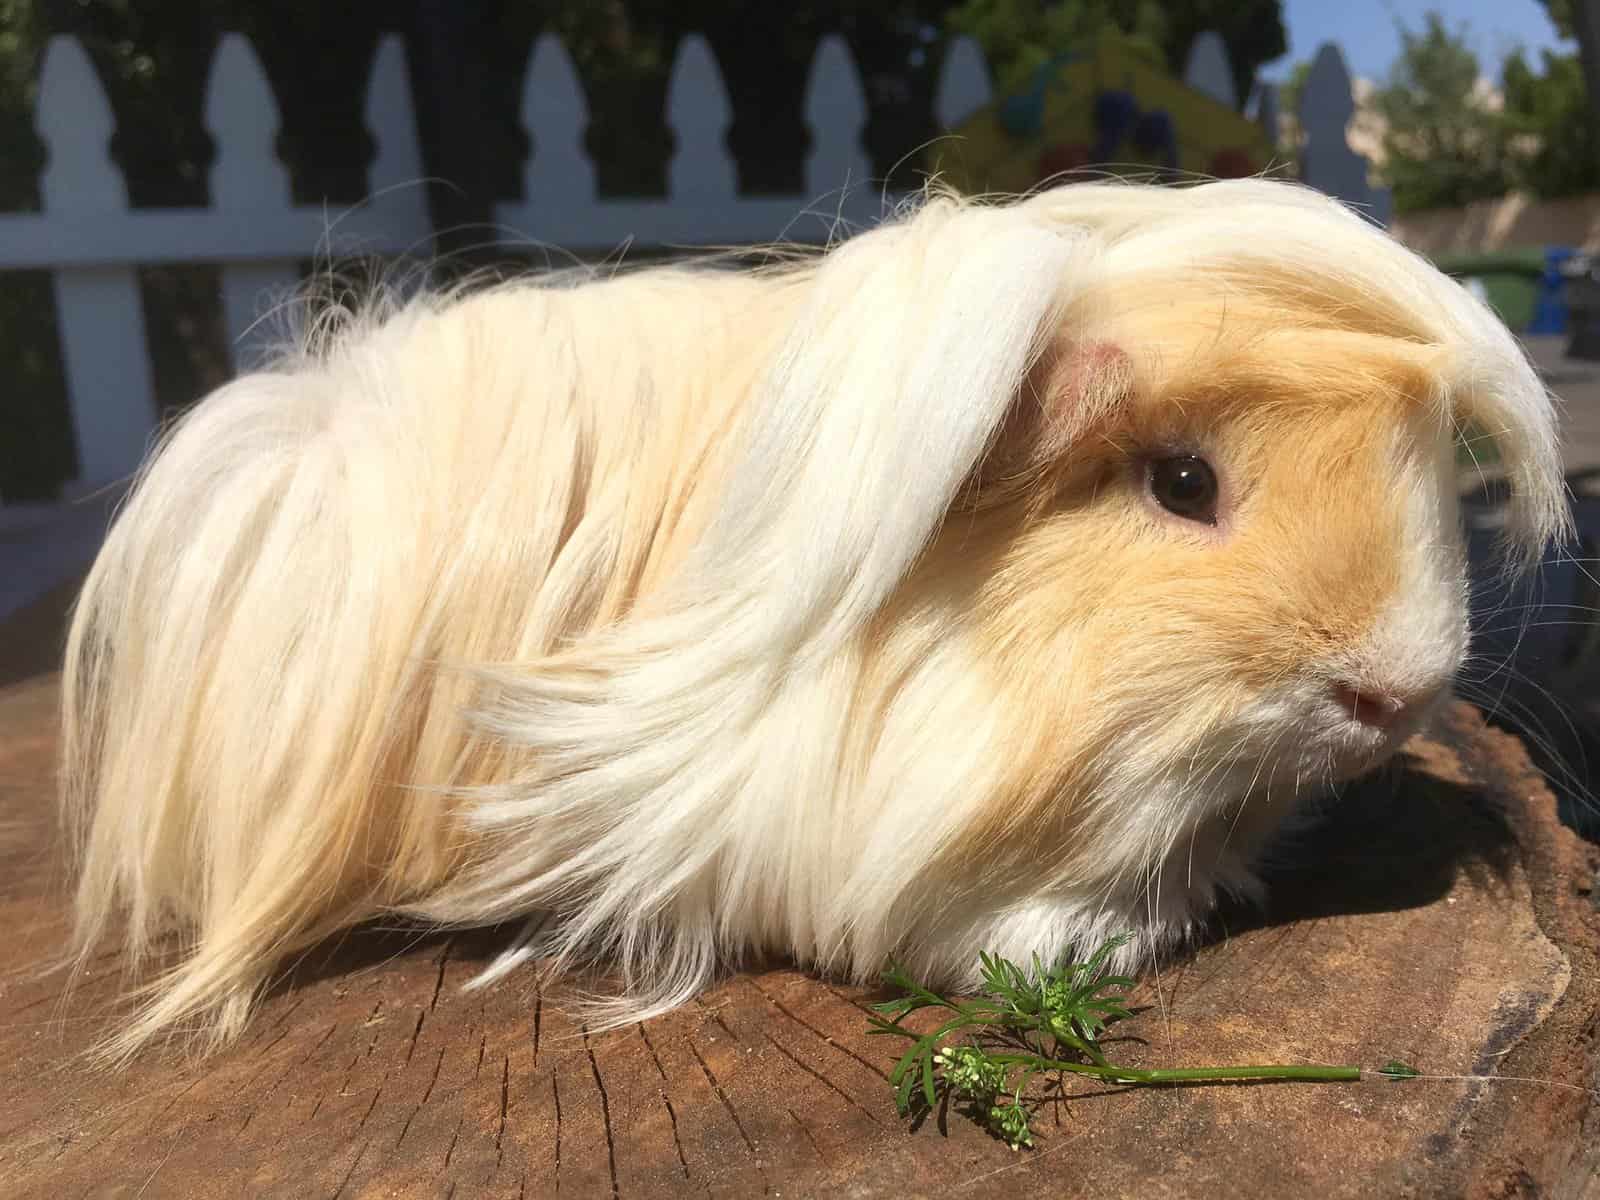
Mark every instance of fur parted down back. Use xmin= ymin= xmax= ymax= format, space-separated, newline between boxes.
xmin=60 ymin=181 xmax=1565 ymax=1061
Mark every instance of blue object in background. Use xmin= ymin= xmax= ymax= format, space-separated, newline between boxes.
xmin=1529 ymin=246 xmax=1575 ymax=335
xmin=1090 ymin=89 xmax=1139 ymax=160
xmin=1129 ymin=108 xmax=1178 ymax=170
xmin=998 ymin=53 xmax=1084 ymax=139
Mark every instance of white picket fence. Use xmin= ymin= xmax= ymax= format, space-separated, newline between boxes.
xmin=0 ymin=28 xmax=1382 ymax=501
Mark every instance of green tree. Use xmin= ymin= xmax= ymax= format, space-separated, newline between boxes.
xmin=1502 ymin=45 xmax=1600 ymax=197
xmin=1534 ymin=0 xmax=1600 ymax=134
xmin=1540 ymin=0 xmax=1576 ymax=36
xmin=1369 ymin=12 xmax=1512 ymax=213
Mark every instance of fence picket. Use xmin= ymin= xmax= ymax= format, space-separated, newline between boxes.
xmin=1182 ymin=31 xmax=1237 ymax=110
xmin=208 ymin=34 xmax=298 ymax=370
xmin=37 ymin=36 xmax=158 ymax=488
xmin=934 ymin=36 xmax=993 ymax=129
xmin=1299 ymin=43 xmax=1392 ymax=225
xmin=208 ymin=34 xmax=290 ymax=210
xmin=364 ymin=34 xmax=431 ymax=249
xmin=520 ymin=34 xmax=596 ymax=214
xmin=803 ymin=35 xmax=873 ymax=228
xmin=667 ymin=34 xmax=737 ymax=207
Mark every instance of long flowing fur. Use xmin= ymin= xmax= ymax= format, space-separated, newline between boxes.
xmin=61 ymin=181 xmax=1567 ymax=1060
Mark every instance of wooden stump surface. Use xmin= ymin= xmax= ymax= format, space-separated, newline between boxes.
xmin=1 ymin=579 xmax=1597 ymax=1199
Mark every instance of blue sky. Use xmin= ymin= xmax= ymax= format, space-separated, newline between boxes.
xmin=1260 ymin=0 xmax=1573 ymax=82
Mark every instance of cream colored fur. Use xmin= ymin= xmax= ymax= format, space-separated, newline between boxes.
xmin=60 ymin=181 xmax=1567 ymax=1060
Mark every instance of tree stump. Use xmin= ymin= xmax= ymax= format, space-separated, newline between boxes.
xmin=1 ymin=581 xmax=1597 ymax=1199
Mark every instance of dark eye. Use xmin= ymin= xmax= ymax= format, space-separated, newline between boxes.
xmin=1148 ymin=455 xmax=1218 ymax=524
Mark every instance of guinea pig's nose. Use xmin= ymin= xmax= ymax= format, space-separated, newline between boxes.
xmin=1332 ymin=681 xmax=1429 ymax=730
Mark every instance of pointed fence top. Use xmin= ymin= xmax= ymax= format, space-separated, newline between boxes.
xmin=367 ymin=34 xmax=425 ymax=193
xmin=667 ymin=34 xmax=732 ymax=131
xmin=38 ymin=36 xmax=124 ymax=211
xmin=804 ymin=35 xmax=867 ymax=131
xmin=207 ymin=33 xmax=288 ymax=209
xmin=935 ymin=35 xmax=993 ymax=128
xmin=1182 ymin=31 xmax=1237 ymax=109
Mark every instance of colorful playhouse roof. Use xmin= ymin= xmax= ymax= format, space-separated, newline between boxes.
xmin=930 ymin=34 xmax=1278 ymax=194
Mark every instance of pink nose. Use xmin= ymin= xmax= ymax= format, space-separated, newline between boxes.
xmin=1333 ymin=682 xmax=1423 ymax=730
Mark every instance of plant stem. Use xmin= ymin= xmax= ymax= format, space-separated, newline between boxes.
xmin=981 ymin=1052 xmax=1362 ymax=1085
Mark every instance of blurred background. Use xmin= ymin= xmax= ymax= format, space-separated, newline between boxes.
xmin=0 ymin=0 xmax=1596 ymax=828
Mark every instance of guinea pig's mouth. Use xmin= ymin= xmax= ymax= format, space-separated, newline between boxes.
xmin=1186 ymin=687 xmax=1446 ymax=827
xmin=1323 ymin=683 xmax=1453 ymax=771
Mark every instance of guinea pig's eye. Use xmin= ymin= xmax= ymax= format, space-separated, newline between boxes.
xmin=1148 ymin=455 xmax=1219 ymax=524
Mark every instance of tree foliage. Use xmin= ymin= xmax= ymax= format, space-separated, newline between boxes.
xmin=1539 ymin=0 xmax=1575 ymax=39
xmin=1369 ymin=12 xmax=1513 ymax=213
xmin=1502 ymin=45 xmax=1600 ymax=198
xmin=1371 ymin=8 xmax=1600 ymax=213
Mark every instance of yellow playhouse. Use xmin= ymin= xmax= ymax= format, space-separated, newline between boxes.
xmin=931 ymin=34 xmax=1278 ymax=194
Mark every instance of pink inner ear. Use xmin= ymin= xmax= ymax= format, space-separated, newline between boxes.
xmin=975 ymin=338 xmax=1134 ymax=499
xmin=1037 ymin=339 xmax=1134 ymax=457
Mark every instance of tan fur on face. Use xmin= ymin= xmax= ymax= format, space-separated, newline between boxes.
xmin=931 ymin=293 xmax=1461 ymax=880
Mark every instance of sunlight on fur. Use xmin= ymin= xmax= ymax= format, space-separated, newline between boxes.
xmin=59 ymin=178 xmax=1568 ymax=1062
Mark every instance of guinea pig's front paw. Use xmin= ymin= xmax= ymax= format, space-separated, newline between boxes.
xmin=901 ymin=864 xmax=1263 ymax=995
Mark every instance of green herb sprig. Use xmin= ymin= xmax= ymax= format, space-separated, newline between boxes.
xmin=867 ymin=933 xmax=1416 ymax=1149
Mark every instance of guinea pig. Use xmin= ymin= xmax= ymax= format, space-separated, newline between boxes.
xmin=59 ymin=178 xmax=1567 ymax=1060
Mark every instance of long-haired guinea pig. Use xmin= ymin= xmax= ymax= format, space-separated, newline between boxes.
xmin=60 ymin=178 xmax=1567 ymax=1060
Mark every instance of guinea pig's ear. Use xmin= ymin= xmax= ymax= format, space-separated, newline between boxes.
xmin=697 ymin=200 xmax=1091 ymax=644
xmin=972 ymin=338 xmax=1134 ymax=501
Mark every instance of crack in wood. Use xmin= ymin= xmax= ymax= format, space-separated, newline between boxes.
xmin=496 ymin=1054 xmax=510 ymax=1154
xmin=395 ymin=1044 xmax=447 ymax=1147
xmin=421 ymin=1046 xmax=446 ymax=1107
xmin=694 ymin=997 xmax=737 ymax=1042
xmin=306 ymin=1021 xmax=340 ymax=1062
xmin=59 ymin=1105 xmax=135 ymax=1165
xmin=144 ymin=1075 xmax=205 ymax=1133
xmin=821 ymin=981 xmax=871 ymax=1013
xmin=261 ymin=995 xmax=305 ymax=1035
xmin=531 ymin=987 xmax=542 ymax=1069
xmin=687 ymin=1038 xmax=756 ymax=1154
xmin=633 ymin=1024 xmax=696 ymax=1185
xmin=637 ymin=1022 xmax=670 ymax=1082
xmin=786 ymin=1106 xmax=831 ymax=1166
xmin=357 ymin=1072 xmax=387 ymax=1129
xmin=442 ymin=1112 xmax=463 ymax=1170
xmin=582 ymin=1026 xmax=621 ymax=1199
xmin=338 ymin=1053 xmax=361 ymax=1097
xmin=363 ymin=999 xmax=386 ymax=1057
xmin=327 ymin=1136 xmax=369 ymax=1200
xmin=551 ymin=1071 xmax=562 ymax=1194
xmin=750 ymin=978 xmax=890 ymax=1081
xmin=403 ymin=1010 xmax=426 ymax=1068
xmin=234 ymin=1027 xmax=303 ymax=1132
xmin=429 ymin=937 xmax=454 ymax=1012
xmin=9 ymin=990 xmax=71 ymax=1017
xmin=761 ymin=1030 xmax=883 ymax=1126
xmin=662 ymin=1096 xmax=691 ymax=1181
